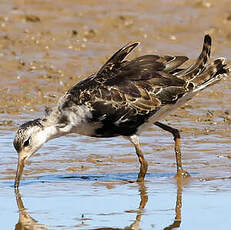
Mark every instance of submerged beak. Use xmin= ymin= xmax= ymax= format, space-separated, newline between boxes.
xmin=14 ymin=154 xmax=27 ymax=188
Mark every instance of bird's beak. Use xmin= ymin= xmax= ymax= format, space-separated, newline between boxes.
xmin=14 ymin=153 xmax=27 ymax=188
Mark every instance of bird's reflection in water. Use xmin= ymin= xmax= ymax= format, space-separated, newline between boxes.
xmin=164 ymin=178 xmax=184 ymax=230
xmin=91 ymin=182 xmax=148 ymax=230
xmin=93 ymin=179 xmax=184 ymax=230
xmin=14 ymin=188 xmax=47 ymax=230
xmin=14 ymin=178 xmax=184 ymax=230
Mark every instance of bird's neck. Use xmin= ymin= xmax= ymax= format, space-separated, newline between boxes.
xmin=43 ymin=125 xmax=61 ymax=141
xmin=41 ymin=104 xmax=97 ymax=139
xmin=41 ymin=121 xmax=72 ymax=143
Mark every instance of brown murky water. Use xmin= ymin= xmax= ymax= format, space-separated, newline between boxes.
xmin=1 ymin=0 xmax=231 ymax=229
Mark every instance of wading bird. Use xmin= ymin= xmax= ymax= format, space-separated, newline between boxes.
xmin=13 ymin=35 xmax=229 ymax=188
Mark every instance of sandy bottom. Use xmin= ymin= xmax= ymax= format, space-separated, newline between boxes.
xmin=1 ymin=0 xmax=231 ymax=229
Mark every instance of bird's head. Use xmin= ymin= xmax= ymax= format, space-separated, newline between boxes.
xmin=13 ymin=119 xmax=47 ymax=188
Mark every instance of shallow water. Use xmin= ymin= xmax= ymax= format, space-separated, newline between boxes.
xmin=1 ymin=0 xmax=231 ymax=229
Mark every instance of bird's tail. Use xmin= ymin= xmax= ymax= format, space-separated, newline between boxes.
xmin=177 ymin=34 xmax=212 ymax=79
xmin=177 ymin=34 xmax=229 ymax=92
xmin=189 ymin=57 xmax=229 ymax=92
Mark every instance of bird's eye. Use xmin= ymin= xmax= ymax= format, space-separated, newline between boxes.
xmin=23 ymin=138 xmax=30 ymax=147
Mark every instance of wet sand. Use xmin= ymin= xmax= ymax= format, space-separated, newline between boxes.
xmin=1 ymin=0 xmax=231 ymax=229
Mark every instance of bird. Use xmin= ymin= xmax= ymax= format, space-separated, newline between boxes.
xmin=13 ymin=34 xmax=229 ymax=188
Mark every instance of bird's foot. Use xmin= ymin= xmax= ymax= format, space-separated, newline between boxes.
xmin=175 ymin=169 xmax=190 ymax=178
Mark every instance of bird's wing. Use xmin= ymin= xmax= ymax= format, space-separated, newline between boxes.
xmin=62 ymin=41 xmax=190 ymax=114
xmin=99 ymin=54 xmax=189 ymax=111
xmin=96 ymin=42 xmax=139 ymax=77
xmin=95 ymin=41 xmax=188 ymax=81
xmin=85 ymin=53 xmax=190 ymax=137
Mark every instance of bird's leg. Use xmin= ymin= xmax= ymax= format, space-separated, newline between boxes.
xmin=154 ymin=122 xmax=190 ymax=178
xmin=128 ymin=135 xmax=148 ymax=182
